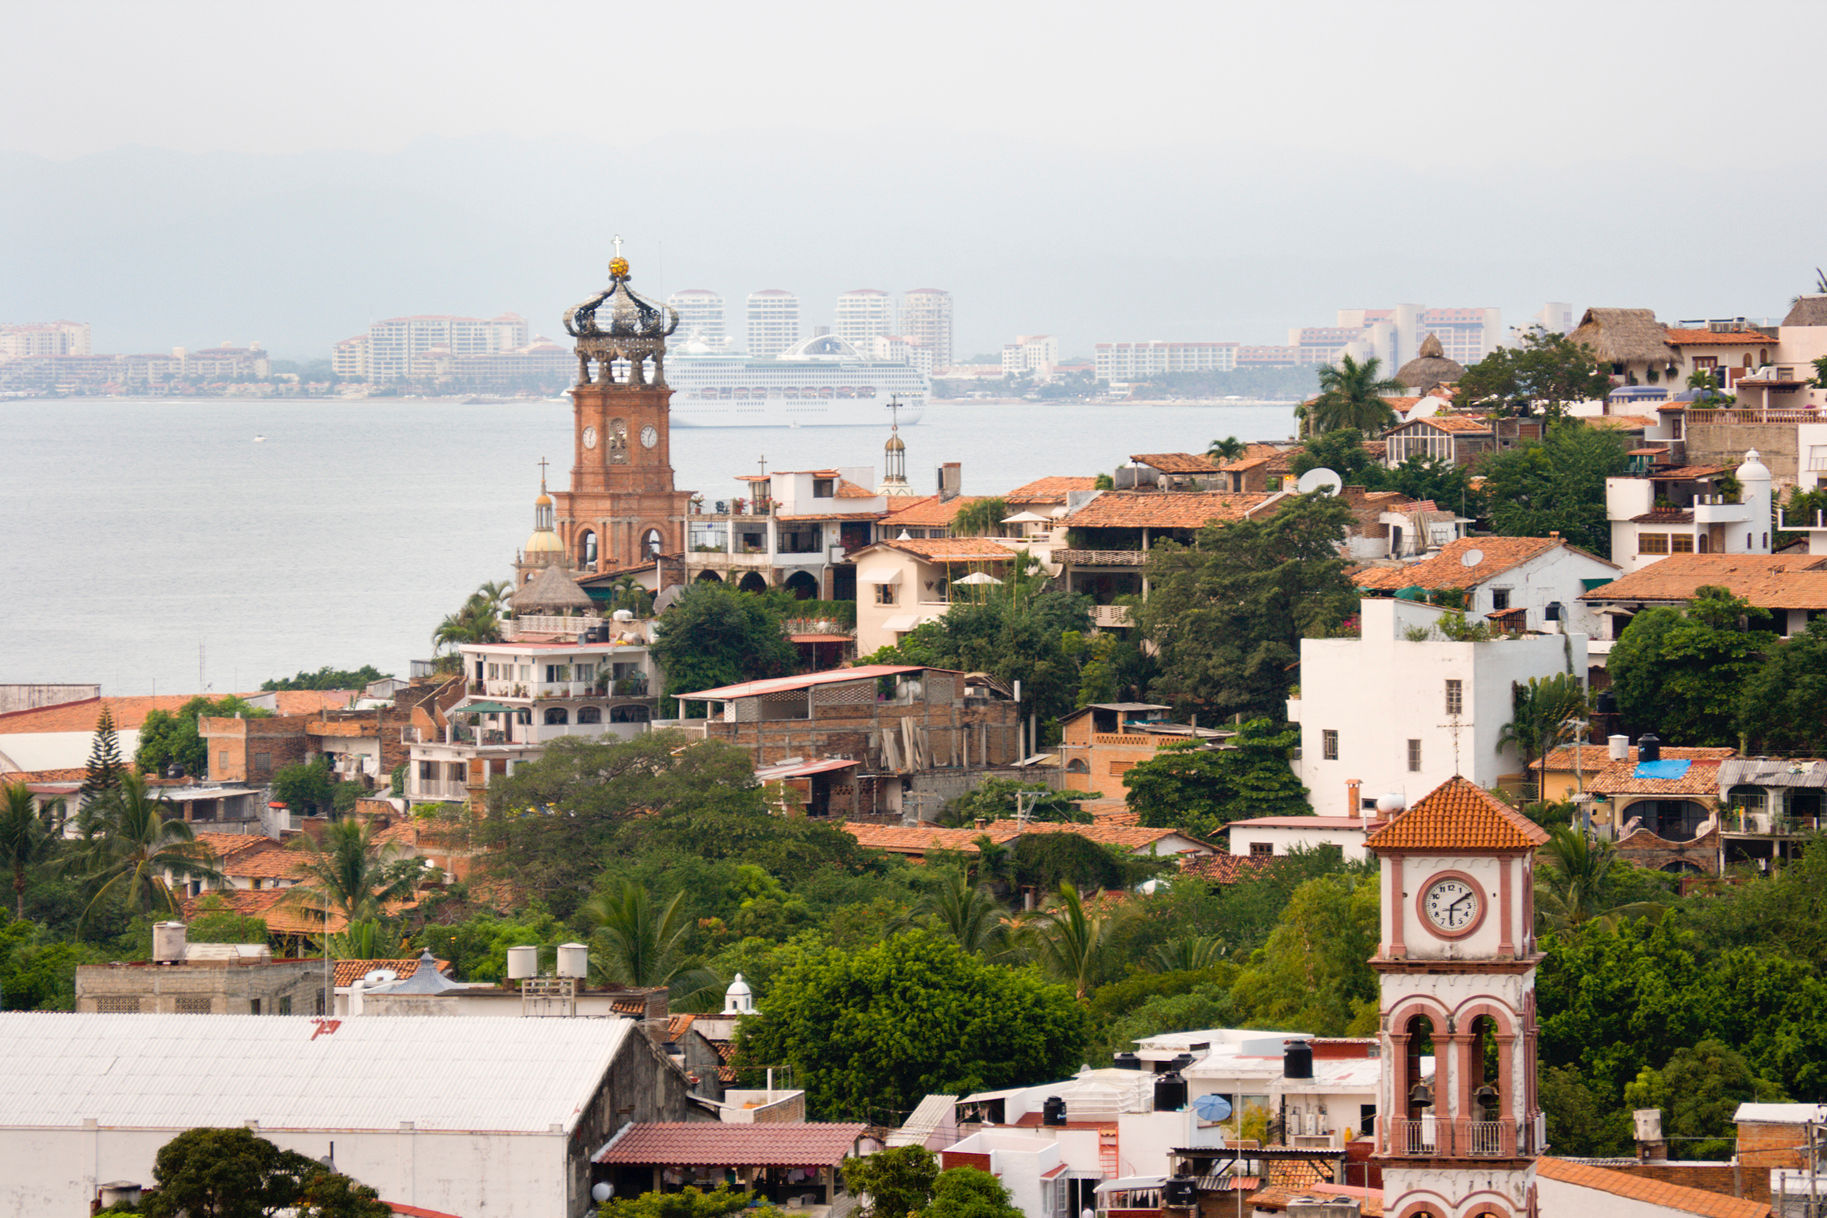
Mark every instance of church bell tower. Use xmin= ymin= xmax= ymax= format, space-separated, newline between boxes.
xmin=1365 ymin=776 xmax=1549 ymax=1218
xmin=550 ymin=243 xmax=695 ymax=576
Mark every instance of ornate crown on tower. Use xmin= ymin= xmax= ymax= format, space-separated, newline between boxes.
xmin=563 ymin=242 xmax=679 ymax=342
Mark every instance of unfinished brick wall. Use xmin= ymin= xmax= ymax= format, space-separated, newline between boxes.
xmin=198 ymin=716 xmax=313 ymax=783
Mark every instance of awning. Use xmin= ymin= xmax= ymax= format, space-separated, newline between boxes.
xmin=454 ymin=701 xmax=515 ymax=715
xmin=881 ymin=614 xmax=920 ymax=633
xmin=1013 ymin=753 xmax=1057 ymax=767
xmin=1096 ymin=1178 xmax=1167 ymax=1195
xmin=861 ymin=569 xmax=903 ymax=586
xmin=755 ymin=758 xmax=860 ymax=781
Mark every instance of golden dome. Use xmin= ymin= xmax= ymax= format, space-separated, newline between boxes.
xmin=885 ymin=432 xmax=905 ymax=452
xmin=535 ymin=492 xmax=553 ymax=507
xmin=524 ymin=528 xmax=564 ymax=554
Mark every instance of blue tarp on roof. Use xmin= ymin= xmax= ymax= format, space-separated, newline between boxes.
xmin=1635 ymin=759 xmax=1691 ymax=780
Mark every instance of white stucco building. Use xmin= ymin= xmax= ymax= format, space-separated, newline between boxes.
xmin=1289 ymin=597 xmax=1587 ymax=817
xmin=0 ymin=1012 xmax=690 ymax=1218
xmin=1607 ymin=450 xmax=1773 ymax=575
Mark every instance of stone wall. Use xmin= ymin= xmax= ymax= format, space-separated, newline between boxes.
xmin=1604 ymin=1160 xmax=1767 ymax=1205
xmin=1686 ymin=421 xmax=1799 ymax=487
xmin=75 ymin=960 xmax=325 ymax=1015
xmin=199 ymin=715 xmax=313 ymax=783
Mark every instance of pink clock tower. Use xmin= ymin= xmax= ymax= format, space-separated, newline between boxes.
xmin=1364 ymin=776 xmax=1550 ymax=1218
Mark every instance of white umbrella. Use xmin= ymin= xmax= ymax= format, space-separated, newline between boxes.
xmin=955 ymin=571 xmax=1004 ymax=586
xmin=1000 ymin=510 xmax=1053 ymax=525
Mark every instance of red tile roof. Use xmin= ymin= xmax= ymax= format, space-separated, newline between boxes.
xmin=1534 ymin=744 xmax=1735 ymax=772
xmin=1005 ymin=476 xmax=1098 ymax=503
xmin=1177 ymin=853 xmax=1277 ymax=884
xmin=193 ymin=832 xmax=284 ymax=862
xmin=1353 ymin=536 xmax=1611 ymax=591
xmin=1534 ymin=1157 xmax=1769 ymax=1218
xmin=222 ymin=846 xmax=314 ymax=882
xmin=1664 ymin=328 xmax=1773 ymax=347
xmin=880 ymin=495 xmax=982 ymax=528
xmin=1587 ymin=755 xmax=1727 ymax=797
xmin=182 ymin=887 xmax=347 ymax=936
xmin=1403 ymin=414 xmax=1493 ymax=434
xmin=879 ymin=537 xmax=1021 ymax=562
xmin=0 ymin=695 xmax=199 ymax=733
xmin=1131 ymin=452 xmax=1221 ymax=474
xmin=595 ymin=1123 xmax=869 ymax=1167
xmin=1586 ymin=413 xmax=1660 ymax=431
xmin=1581 ymin=554 xmax=1827 ymax=610
xmin=1062 ymin=491 xmax=1280 ymax=530
xmin=841 ymin=824 xmax=986 ymax=856
xmin=1364 ymin=776 xmax=1548 ymax=852
xmin=333 ymin=956 xmax=452 ymax=988
xmin=676 ymin=664 xmax=925 ymax=703
xmin=834 ymin=478 xmax=878 ymax=499
xmin=983 ymin=820 xmax=1212 ymax=853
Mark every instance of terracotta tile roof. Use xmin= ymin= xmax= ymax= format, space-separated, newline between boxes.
xmin=1061 ymin=491 xmax=1280 ymax=530
xmin=981 ymin=821 xmax=1213 ymax=853
xmin=333 ymin=956 xmax=451 ymax=988
xmin=266 ymin=691 xmax=359 ymax=715
xmin=1581 ymin=554 xmax=1827 ymax=610
xmin=223 ymin=846 xmax=314 ymax=882
xmin=1364 ymin=776 xmax=1548 ymax=852
xmin=1131 ymin=452 xmax=1221 ymax=474
xmin=1217 ymin=443 xmax=1291 ymax=473
xmin=1648 ymin=465 xmax=1730 ymax=480
xmin=880 ymin=495 xmax=982 ymax=528
xmin=776 ymin=511 xmax=886 ymax=523
xmin=2 ymin=767 xmax=87 ymax=785
xmin=1177 ymin=853 xmax=1276 ymax=884
xmin=0 ymin=695 xmax=199 ymax=733
xmin=1534 ymin=1157 xmax=1769 ymax=1218
xmin=841 ymin=824 xmax=985 ymax=856
xmin=305 ymin=719 xmax=373 ymax=738
xmin=1587 ymin=755 xmax=1726 ymax=797
xmin=1248 ymin=1184 xmax=1382 ymax=1216
xmin=595 ymin=1122 xmax=869 ymax=1167
xmin=1006 ymin=476 xmax=1098 ymax=503
xmin=1402 ymin=414 xmax=1493 ymax=434
xmin=1353 ymin=536 xmax=1612 ymax=591
xmin=1631 ymin=509 xmax=1694 ymax=524
xmin=193 ymin=832 xmax=283 ymax=862
xmin=834 ymin=478 xmax=878 ymax=499
xmin=181 ymin=887 xmax=347 ymax=936
xmin=1586 ymin=414 xmax=1659 ymax=431
xmin=1533 ymin=744 xmax=1735 ymax=773
xmin=1665 ymin=328 xmax=1773 ymax=346
xmin=880 ymin=538 xmax=1020 ymax=561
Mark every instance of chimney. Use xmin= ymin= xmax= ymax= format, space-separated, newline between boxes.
xmin=1346 ymin=779 xmax=1362 ymax=818
xmin=1633 ymin=1108 xmax=1667 ymax=1162
xmin=937 ymin=462 xmax=962 ymax=502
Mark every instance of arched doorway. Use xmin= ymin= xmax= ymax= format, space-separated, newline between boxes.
xmin=737 ymin=571 xmax=768 ymax=594
xmin=695 ymin=570 xmax=724 ymax=583
xmin=783 ymin=571 xmax=819 ymax=600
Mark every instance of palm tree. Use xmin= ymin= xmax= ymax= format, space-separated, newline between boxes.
xmin=951 ymin=497 xmax=1010 ymax=537
xmin=1497 ymin=675 xmax=1588 ymax=800
xmin=606 ymin=575 xmax=653 ymax=618
xmin=920 ymin=868 xmax=1007 ymax=955
xmin=1148 ymin=934 xmax=1227 ymax=973
xmin=579 ymin=881 xmax=715 ymax=999
xmin=431 ymin=589 xmax=503 ymax=653
xmin=69 ymin=772 xmax=224 ymax=925
xmin=284 ymin=818 xmax=425 ymax=928
xmin=1206 ymin=436 xmax=1247 ymax=462
xmin=1 ymin=782 xmax=58 ymax=918
xmin=1306 ymin=354 xmax=1404 ymax=436
xmin=1534 ymin=826 xmax=1669 ymax=932
xmin=477 ymin=579 xmax=514 ymax=618
xmin=1020 ymin=882 xmax=1114 ymax=1002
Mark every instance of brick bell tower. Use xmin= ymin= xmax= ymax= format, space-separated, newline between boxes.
xmin=1365 ymin=776 xmax=1551 ymax=1218
xmin=551 ymin=242 xmax=695 ymax=576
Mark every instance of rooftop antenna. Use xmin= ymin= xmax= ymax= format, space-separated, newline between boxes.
xmin=1439 ymin=714 xmax=1466 ymax=776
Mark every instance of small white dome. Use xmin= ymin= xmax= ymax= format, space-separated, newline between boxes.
xmin=1737 ymin=449 xmax=1772 ymax=482
xmin=723 ymin=972 xmax=755 ymax=1014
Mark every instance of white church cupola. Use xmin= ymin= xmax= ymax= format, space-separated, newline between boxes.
xmin=723 ymin=973 xmax=755 ymax=1015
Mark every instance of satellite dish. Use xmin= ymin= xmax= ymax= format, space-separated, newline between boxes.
xmin=1193 ymin=1093 xmax=1234 ymax=1123
xmin=592 ymin=1183 xmax=614 ymax=1203
xmin=1460 ymin=547 xmax=1486 ymax=568
xmin=1295 ymin=467 xmax=1343 ymax=496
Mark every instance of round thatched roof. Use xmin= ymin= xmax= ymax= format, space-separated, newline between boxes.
xmin=513 ymin=563 xmax=596 ymax=614
xmin=1567 ymin=308 xmax=1677 ymax=366
xmin=1783 ymin=296 xmax=1827 ymax=327
xmin=1395 ymin=333 xmax=1466 ymax=391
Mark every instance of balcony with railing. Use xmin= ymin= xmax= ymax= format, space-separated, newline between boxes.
xmin=1058 ymin=549 xmax=1147 ymax=567
xmin=1090 ymin=604 xmax=1133 ymax=628
xmin=1381 ymin=1113 xmax=1543 ymax=1158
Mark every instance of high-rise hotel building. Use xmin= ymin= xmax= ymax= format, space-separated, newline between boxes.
xmin=668 ymin=289 xmax=727 ymax=347
xmin=899 ymin=289 xmax=953 ymax=373
xmin=334 ymin=314 xmax=529 ymax=381
xmin=834 ymin=289 xmax=895 ymax=348
xmin=746 ymin=290 xmax=800 ymax=358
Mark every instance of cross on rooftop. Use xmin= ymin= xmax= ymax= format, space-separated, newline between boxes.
xmin=887 ymin=395 xmax=904 ymax=430
xmin=1439 ymin=715 xmax=1466 ymax=775
xmin=612 ymin=234 xmax=624 ymax=258
xmin=537 ymin=455 xmax=549 ymax=488
xmin=758 ymin=454 xmax=768 ymax=476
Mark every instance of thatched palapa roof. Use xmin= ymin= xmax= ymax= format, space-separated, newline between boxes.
xmin=1394 ymin=332 xmax=1467 ymax=391
xmin=1567 ymin=308 xmax=1677 ymax=366
xmin=513 ymin=564 xmax=596 ymax=615
xmin=1783 ymin=295 xmax=1827 ymax=327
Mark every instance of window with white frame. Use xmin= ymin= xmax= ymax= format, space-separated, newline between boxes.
xmin=1445 ymin=679 xmax=1463 ymax=717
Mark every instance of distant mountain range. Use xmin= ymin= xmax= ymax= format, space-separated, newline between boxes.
xmin=1 ymin=133 xmax=1821 ymax=362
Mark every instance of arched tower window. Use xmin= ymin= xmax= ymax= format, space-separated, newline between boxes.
xmin=578 ymin=530 xmax=598 ymax=568
xmin=642 ymin=528 xmax=664 ymax=558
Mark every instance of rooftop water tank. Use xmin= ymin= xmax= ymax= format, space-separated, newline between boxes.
xmin=1609 ymin=734 xmax=1629 ymax=762
xmin=1638 ymin=732 xmax=1661 ymax=763
xmin=152 ymin=921 xmax=188 ymax=964
xmin=1154 ymin=1072 xmax=1188 ymax=1112
xmin=506 ymin=944 xmax=539 ymax=980
xmin=1042 ymin=1095 xmax=1067 ymax=1126
xmin=556 ymin=942 xmax=589 ymax=979
xmin=1284 ymin=1039 xmax=1314 ymax=1079
xmin=1112 ymin=1051 xmax=1143 ymax=1070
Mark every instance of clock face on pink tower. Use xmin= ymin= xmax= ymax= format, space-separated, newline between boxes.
xmin=1421 ymin=874 xmax=1482 ymax=934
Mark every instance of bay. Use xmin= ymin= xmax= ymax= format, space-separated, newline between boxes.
xmin=0 ymin=396 xmax=1296 ymax=694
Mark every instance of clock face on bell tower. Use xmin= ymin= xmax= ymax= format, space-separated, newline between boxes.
xmin=543 ymin=246 xmax=697 ymax=576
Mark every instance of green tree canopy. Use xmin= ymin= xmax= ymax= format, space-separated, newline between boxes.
xmin=261 ymin=665 xmax=391 ymax=691
xmin=1498 ymin=675 xmax=1588 ymax=799
xmin=1136 ymin=492 xmax=1356 ymax=719
xmin=143 ymin=1126 xmax=389 ymax=1218
xmin=1739 ymin=619 xmax=1827 ymax=754
xmin=1455 ymin=325 xmax=1613 ymax=417
xmin=1478 ymin=421 xmax=1631 ymax=556
xmin=734 ymin=929 xmax=1088 ymax=1121
xmin=82 ymin=705 xmax=127 ymax=798
xmin=1622 ymin=1040 xmax=1786 ymax=1160
xmin=942 ymin=779 xmax=1094 ymax=825
xmin=922 ymin=1168 xmax=1025 ymax=1218
xmin=136 ymin=695 xmax=271 ymax=778
xmin=951 ymin=497 xmax=1010 ymax=537
xmin=1229 ymin=872 xmax=1379 ymax=1035
xmin=1607 ymin=587 xmax=1776 ymax=745
xmin=1301 ymin=354 xmax=1403 ymax=435
xmin=432 ymin=584 xmax=505 ymax=654
xmin=842 ymin=1146 xmax=940 ymax=1218
xmin=270 ymin=758 xmax=336 ymax=816
xmin=70 ymin=772 xmax=224 ymax=925
xmin=1123 ymin=719 xmax=1307 ymax=839
xmin=1287 ymin=427 xmax=1378 ymax=482
xmin=2 ymin=783 xmax=57 ymax=919
xmin=285 ymin=817 xmax=425 ymax=928
xmin=651 ymin=582 xmax=799 ymax=714
xmin=599 ymin=1185 xmax=782 ymax=1218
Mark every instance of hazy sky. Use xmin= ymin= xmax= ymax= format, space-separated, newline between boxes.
xmin=5 ymin=1 xmax=1826 ymax=357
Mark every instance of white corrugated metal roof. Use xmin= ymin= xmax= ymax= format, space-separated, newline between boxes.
xmin=1736 ymin=1102 xmax=1827 ymax=1124
xmin=0 ymin=1013 xmax=634 ymax=1135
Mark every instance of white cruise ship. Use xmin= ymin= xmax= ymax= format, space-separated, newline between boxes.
xmin=665 ymin=334 xmax=927 ymax=428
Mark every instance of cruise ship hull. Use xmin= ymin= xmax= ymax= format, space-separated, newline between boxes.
xmin=664 ymin=347 xmax=927 ymax=428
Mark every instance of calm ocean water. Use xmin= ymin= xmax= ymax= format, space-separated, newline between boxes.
xmin=0 ymin=396 xmax=1297 ymax=694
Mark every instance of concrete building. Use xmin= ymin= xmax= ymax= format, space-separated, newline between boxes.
xmin=76 ymin=927 xmax=324 ymax=1016
xmin=1001 ymin=334 xmax=1059 ymax=380
xmin=850 ymin=537 xmax=1025 ymax=653
xmin=670 ymin=665 xmax=1022 ymax=819
xmin=1055 ymin=703 xmax=1229 ymax=799
xmin=1351 ymin=535 xmax=1617 ymax=640
xmin=1226 ymin=814 xmax=1383 ymax=862
xmin=0 ymin=320 xmax=91 ymax=358
xmin=866 ymin=333 xmax=935 ymax=376
xmin=342 ymin=314 xmax=529 ymax=382
xmin=0 ymin=1011 xmax=690 ymax=1218
xmin=746 ymin=290 xmax=800 ymax=357
xmin=900 ymin=288 xmax=953 ymax=372
xmin=668 ymin=289 xmax=727 ymax=347
xmin=1288 ymin=597 xmax=1588 ymax=817
xmin=1093 ymin=340 xmax=1238 ymax=384
xmin=834 ymin=289 xmax=895 ymax=349
xmin=685 ymin=465 xmax=885 ymax=601
xmin=1607 ymin=450 xmax=1773 ymax=574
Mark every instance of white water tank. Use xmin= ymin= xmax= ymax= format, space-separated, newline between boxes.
xmin=1609 ymin=734 xmax=1629 ymax=761
xmin=556 ymin=942 xmax=589 ymax=979
xmin=506 ymin=945 xmax=539 ymax=980
xmin=152 ymin=921 xmax=188 ymax=964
